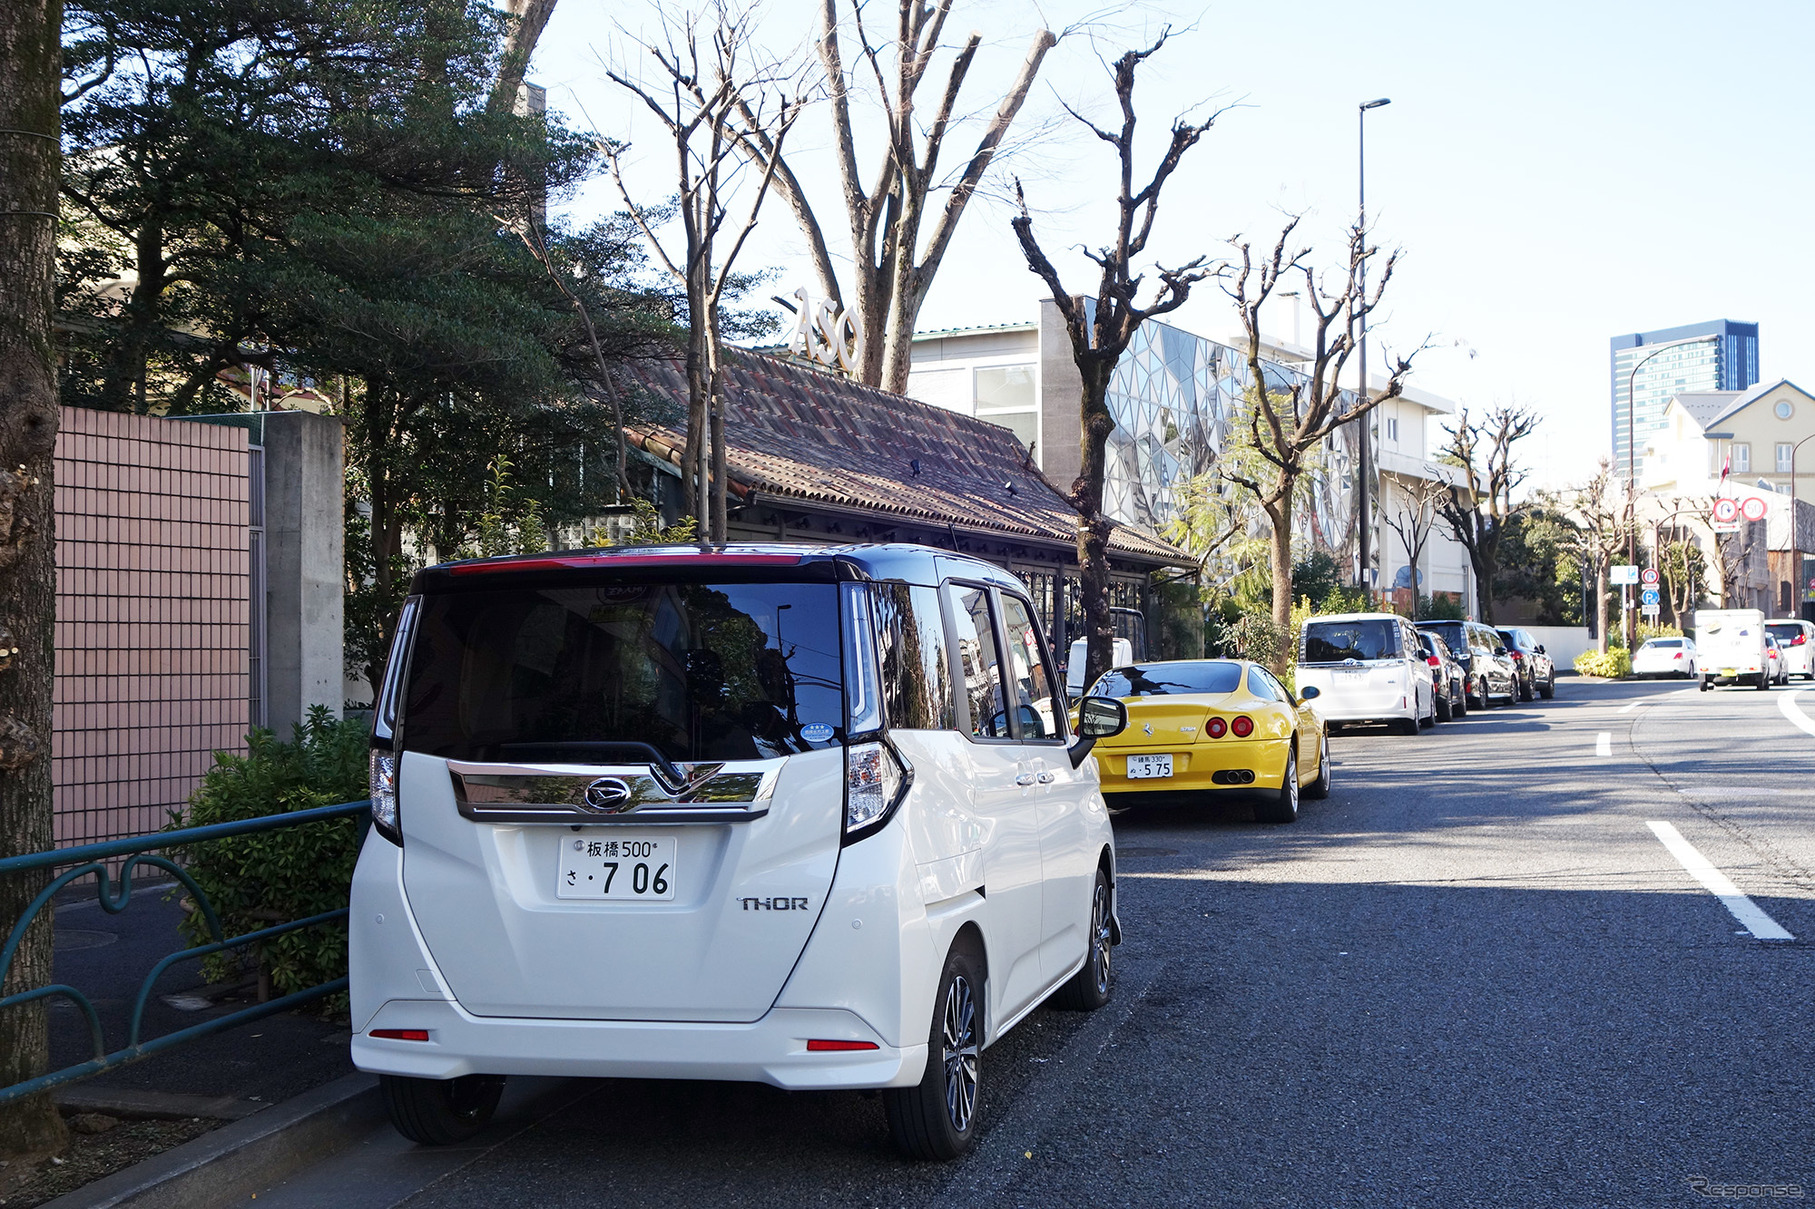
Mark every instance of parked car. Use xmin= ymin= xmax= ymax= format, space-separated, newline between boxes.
xmin=1765 ymin=618 xmax=1815 ymax=680
xmin=1082 ymin=659 xmax=1330 ymax=822
xmin=1696 ymin=608 xmax=1770 ymax=691
xmin=1296 ymin=612 xmax=1436 ymax=733
xmin=1766 ymin=635 xmax=1789 ymax=685
xmin=1415 ymin=629 xmax=1467 ymax=721
xmin=1415 ymin=620 xmax=1518 ymax=709
xmin=350 ymin=543 xmax=1130 ymax=1160
xmin=1496 ymin=626 xmax=1555 ymax=701
xmin=1631 ymin=636 xmax=1699 ymax=679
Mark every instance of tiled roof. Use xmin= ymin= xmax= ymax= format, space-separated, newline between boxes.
xmin=619 ymin=347 xmax=1189 ymax=566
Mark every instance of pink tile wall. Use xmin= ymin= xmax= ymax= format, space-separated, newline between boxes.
xmin=52 ymin=408 xmax=251 ymax=846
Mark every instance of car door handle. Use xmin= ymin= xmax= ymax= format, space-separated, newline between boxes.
xmin=1036 ymin=770 xmax=1055 ymax=784
xmin=1014 ymin=772 xmax=1036 ymax=786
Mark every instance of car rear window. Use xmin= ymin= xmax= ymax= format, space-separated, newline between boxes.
xmin=1302 ymin=620 xmax=1398 ymax=663
xmin=1644 ymin=639 xmax=1682 ymax=649
xmin=1767 ymin=623 xmax=1804 ymax=642
xmin=1420 ymin=623 xmax=1467 ymax=654
xmin=399 ymin=580 xmax=845 ymax=763
xmin=1091 ymin=661 xmax=1243 ymax=697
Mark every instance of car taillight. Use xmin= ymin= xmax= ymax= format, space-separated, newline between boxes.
xmin=1673 ymin=652 xmax=1684 ymax=660
xmin=1510 ymin=650 xmax=1524 ymax=660
xmin=1231 ymin=715 xmax=1253 ymax=738
xmin=370 ymin=748 xmax=400 ymax=845
xmin=806 ymin=1039 xmax=879 ymax=1052
xmin=1427 ymin=656 xmax=1442 ymax=668
xmin=845 ymin=740 xmax=910 ymax=841
xmin=1206 ymin=717 xmax=1227 ymax=739
xmin=370 ymin=1028 xmax=429 ymax=1041
xmin=1795 ymin=634 xmax=1807 ymax=646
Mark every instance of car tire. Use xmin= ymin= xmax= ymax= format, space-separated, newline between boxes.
xmin=1518 ymin=674 xmax=1534 ymax=702
xmin=885 ymin=945 xmax=984 ymax=1161
xmin=380 ymin=1074 xmax=505 ymax=1146
xmin=1256 ymin=745 xmax=1300 ymax=822
xmin=1538 ymin=673 xmax=1555 ymax=700
xmin=1397 ymin=715 xmax=1420 ymax=735
xmin=1435 ymin=691 xmax=1452 ymax=723
xmin=1453 ymin=687 xmax=1468 ymax=718
xmin=1700 ymin=676 xmax=1711 ymax=692
xmin=1757 ymin=670 xmax=1770 ymax=691
xmin=1052 ymin=867 xmax=1114 ymax=1011
xmin=1302 ymin=733 xmax=1331 ymax=800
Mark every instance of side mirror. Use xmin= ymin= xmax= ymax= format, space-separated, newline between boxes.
xmin=1299 ymin=685 xmax=1321 ymax=700
xmin=1494 ymin=646 xmax=1508 ymax=656
xmin=1536 ymin=644 xmax=1547 ymax=655
xmin=1068 ymin=695 xmax=1127 ymax=768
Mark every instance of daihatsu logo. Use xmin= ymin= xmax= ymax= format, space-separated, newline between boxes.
xmin=581 ymin=778 xmax=635 ymax=813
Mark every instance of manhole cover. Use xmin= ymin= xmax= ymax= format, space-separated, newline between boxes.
xmin=54 ymin=929 xmax=118 ymax=952
xmin=1115 ymin=847 xmax=1178 ymax=859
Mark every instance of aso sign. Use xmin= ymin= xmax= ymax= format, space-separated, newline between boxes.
xmin=786 ymin=288 xmax=866 ymax=375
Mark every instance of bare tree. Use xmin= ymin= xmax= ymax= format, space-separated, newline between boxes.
xmin=731 ymin=0 xmax=1055 ymax=392
xmin=1437 ymin=405 xmax=1539 ymax=624
xmin=1383 ymin=476 xmax=1448 ymax=620
xmin=1220 ymin=217 xmax=1421 ymax=666
xmin=0 ymin=0 xmax=67 ymax=1157
xmin=1556 ymin=460 xmax=1634 ymax=653
xmin=604 ymin=2 xmax=804 ymax=541
xmin=1010 ymin=32 xmax=1217 ymax=689
xmin=490 ymin=0 xmax=561 ymax=114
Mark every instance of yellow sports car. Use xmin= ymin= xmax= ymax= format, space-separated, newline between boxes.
xmin=1079 ymin=659 xmax=1330 ymax=822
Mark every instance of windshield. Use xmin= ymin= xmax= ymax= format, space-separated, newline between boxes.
xmin=400 ymin=580 xmax=845 ymax=763
xmin=1302 ymin=619 xmax=1398 ymax=663
xmin=1091 ymin=661 xmax=1243 ymax=697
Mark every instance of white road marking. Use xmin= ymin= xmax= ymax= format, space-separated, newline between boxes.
xmin=1595 ymin=732 xmax=1612 ymax=757
xmin=1646 ymin=821 xmax=1794 ymax=941
xmin=1620 ymin=700 xmax=1644 ymax=713
xmin=1777 ymin=689 xmax=1815 ymax=739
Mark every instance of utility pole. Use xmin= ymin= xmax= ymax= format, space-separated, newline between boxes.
xmin=1356 ymin=97 xmax=1390 ymax=595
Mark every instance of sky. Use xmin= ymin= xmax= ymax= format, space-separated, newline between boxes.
xmin=524 ymin=0 xmax=1815 ymax=490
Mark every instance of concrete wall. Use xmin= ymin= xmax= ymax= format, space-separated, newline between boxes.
xmin=52 ymin=407 xmax=250 ymax=846
xmin=1525 ymin=625 xmax=1594 ymax=669
xmin=261 ymin=411 xmax=344 ymax=734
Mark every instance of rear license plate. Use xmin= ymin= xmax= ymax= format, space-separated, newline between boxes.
xmin=1336 ymin=668 xmax=1366 ymax=678
xmin=557 ymin=835 xmax=676 ymax=901
xmin=1126 ymin=754 xmax=1173 ymax=779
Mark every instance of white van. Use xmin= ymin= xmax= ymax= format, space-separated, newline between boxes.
xmin=1765 ymin=618 xmax=1815 ymax=680
xmin=1695 ymin=608 xmax=1770 ymax=690
xmin=350 ymin=543 xmax=1127 ymax=1160
xmin=1295 ymin=612 xmax=1436 ymax=733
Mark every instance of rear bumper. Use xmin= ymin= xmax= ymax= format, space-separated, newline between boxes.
xmin=1098 ymin=740 xmax=1289 ymax=793
xmin=352 ymin=999 xmax=925 ymax=1090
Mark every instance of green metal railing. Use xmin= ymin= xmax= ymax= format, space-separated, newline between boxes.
xmin=0 ymin=800 xmax=371 ymax=1106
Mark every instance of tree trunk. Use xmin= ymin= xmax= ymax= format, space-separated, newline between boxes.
xmin=1074 ymin=361 xmax=1117 ymax=689
xmin=1594 ymin=565 xmax=1608 ymax=654
xmin=1267 ymin=494 xmax=1293 ymax=675
xmin=0 ymin=0 xmax=70 ymax=1157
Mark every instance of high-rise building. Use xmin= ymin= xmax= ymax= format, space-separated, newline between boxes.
xmin=1610 ymin=319 xmax=1758 ymax=480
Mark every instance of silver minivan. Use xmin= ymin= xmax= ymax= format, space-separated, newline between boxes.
xmin=1295 ymin=612 xmax=1435 ymax=733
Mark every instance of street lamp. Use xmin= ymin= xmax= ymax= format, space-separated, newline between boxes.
xmin=1622 ymin=334 xmax=1707 ymax=646
xmin=1787 ymin=432 xmax=1815 ymax=616
xmin=1356 ymin=97 xmax=1390 ymax=595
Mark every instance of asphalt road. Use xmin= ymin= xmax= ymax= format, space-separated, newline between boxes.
xmin=257 ymin=675 xmax=1815 ymax=1208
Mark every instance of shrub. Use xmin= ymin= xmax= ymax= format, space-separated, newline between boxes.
xmin=168 ymin=706 xmax=369 ymax=1008
xmin=1574 ymin=648 xmax=1632 ymax=679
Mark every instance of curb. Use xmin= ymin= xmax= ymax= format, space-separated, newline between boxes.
xmin=42 ymin=1073 xmax=382 ymax=1209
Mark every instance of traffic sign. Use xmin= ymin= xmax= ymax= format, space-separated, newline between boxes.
xmin=1641 ymin=567 xmax=1659 ymax=586
xmin=1742 ymin=496 xmax=1769 ymax=522
xmin=1641 ymin=588 xmax=1660 ymax=606
xmin=1642 ymin=603 xmax=1661 ymax=617
xmin=1611 ymin=564 xmax=1639 ymax=585
xmin=1712 ymin=498 xmax=1740 ymax=524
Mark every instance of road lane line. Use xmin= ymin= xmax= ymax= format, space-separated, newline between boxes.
xmin=1596 ymin=732 xmax=1612 ymax=757
xmin=1778 ymin=689 xmax=1815 ymax=739
xmin=1646 ymin=820 xmax=1795 ymax=941
xmin=1620 ymin=700 xmax=1644 ymax=713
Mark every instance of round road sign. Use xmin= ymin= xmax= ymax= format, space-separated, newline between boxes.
xmin=1712 ymin=498 xmax=1740 ymax=523
xmin=1741 ymin=496 xmax=1769 ymax=522
xmin=1642 ymin=588 xmax=1660 ymax=606
xmin=1641 ymin=567 xmax=1659 ymax=585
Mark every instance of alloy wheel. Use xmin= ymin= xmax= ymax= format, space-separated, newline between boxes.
xmin=1088 ymin=877 xmax=1112 ymax=995
xmin=941 ymin=974 xmax=980 ymax=1133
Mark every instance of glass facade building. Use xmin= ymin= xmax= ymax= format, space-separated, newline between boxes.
xmin=1611 ymin=320 xmax=1758 ymax=481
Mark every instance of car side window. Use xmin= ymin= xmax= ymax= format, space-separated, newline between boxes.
xmin=872 ymin=582 xmax=957 ymax=731
xmin=995 ymin=593 xmax=1064 ymax=742
xmin=944 ymin=583 xmax=1010 ymax=740
xmin=1247 ymin=666 xmax=1278 ymax=701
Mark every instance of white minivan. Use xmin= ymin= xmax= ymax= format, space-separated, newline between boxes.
xmin=350 ymin=543 xmax=1128 ymax=1159
xmin=1295 ymin=612 xmax=1436 ymax=733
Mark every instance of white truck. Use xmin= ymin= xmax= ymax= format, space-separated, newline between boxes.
xmin=1694 ymin=608 xmax=1770 ymax=691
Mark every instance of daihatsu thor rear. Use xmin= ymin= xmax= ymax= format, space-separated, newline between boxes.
xmin=349 ymin=543 xmax=1125 ymax=1160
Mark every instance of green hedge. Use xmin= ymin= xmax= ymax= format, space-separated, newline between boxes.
xmin=1574 ymin=648 xmax=1632 ymax=679
xmin=167 ymin=706 xmax=369 ymax=1007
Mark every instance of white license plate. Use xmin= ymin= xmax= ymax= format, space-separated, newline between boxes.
xmin=1125 ymin=754 xmax=1173 ymax=779
xmin=1336 ymin=668 xmax=1366 ymax=678
xmin=557 ymin=834 xmax=676 ymax=901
